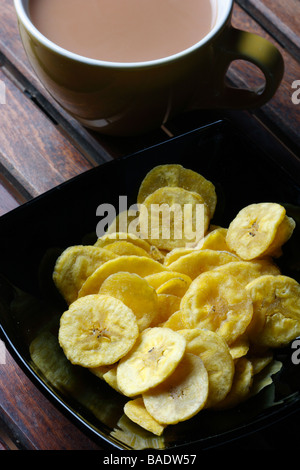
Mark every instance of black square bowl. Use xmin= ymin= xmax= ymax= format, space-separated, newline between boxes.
xmin=0 ymin=119 xmax=300 ymax=450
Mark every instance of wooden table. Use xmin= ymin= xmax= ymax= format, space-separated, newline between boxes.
xmin=0 ymin=0 xmax=300 ymax=451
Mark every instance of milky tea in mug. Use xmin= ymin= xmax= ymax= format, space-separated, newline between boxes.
xmin=28 ymin=0 xmax=217 ymax=63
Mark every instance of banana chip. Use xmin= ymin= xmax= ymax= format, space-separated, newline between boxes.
xmin=214 ymin=358 xmax=253 ymax=409
xmin=99 ymin=272 xmax=158 ymax=332
xmin=228 ymin=334 xmax=249 ymax=360
xmin=246 ymin=274 xmax=300 ymax=348
xmin=145 ymin=271 xmax=192 ymax=290
xmin=167 ymin=249 xmax=239 ymax=280
xmin=156 ymin=276 xmax=191 ymax=297
xmin=124 ymin=398 xmax=165 ymax=436
xmin=177 ymin=329 xmax=234 ymax=408
xmin=180 ymin=269 xmax=253 ymax=345
xmin=153 ymin=294 xmax=181 ymax=326
xmin=264 ymin=215 xmax=296 ymax=258
xmin=212 ymin=260 xmax=280 ymax=286
xmin=163 ymin=247 xmax=196 ymax=266
xmin=117 ymin=327 xmax=186 ymax=397
xmin=138 ymin=186 xmax=210 ymax=250
xmin=95 ymin=232 xmax=152 ymax=254
xmin=247 ymin=351 xmax=274 ymax=375
xmin=53 ymin=245 xmax=117 ymax=304
xmin=162 ymin=309 xmax=186 ymax=330
xmin=89 ymin=364 xmax=114 ymax=380
xmin=104 ymin=240 xmax=152 ymax=258
xmin=78 ymin=255 xmax=168 ymax=298
xmin=137 ymin=164 xmax=217 ymax=218
xmin=102 ymin=365 xmax=123 ymax=394
xmin=58 ymin=294 xmax=139 ymax=368
xmin=195 ymin=227 xmax=229 ymax=251
xmin=143 ymin=353 xmax=209 ymax=425
xmin=226 ymin=203 xmax=295 ymax=260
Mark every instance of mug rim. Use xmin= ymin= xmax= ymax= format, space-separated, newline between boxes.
xmin=14 ymin=0 xmax=233 ymax=68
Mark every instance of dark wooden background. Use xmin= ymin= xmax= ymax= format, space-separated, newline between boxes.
xmin=0 ymin=0 xmax=300 ymax=450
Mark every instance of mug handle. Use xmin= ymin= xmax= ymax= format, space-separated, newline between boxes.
xmin=212 ymin=27 xmax=284 ymax=109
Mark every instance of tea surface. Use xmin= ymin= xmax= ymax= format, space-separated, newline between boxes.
xmin=29 ymin=0 xmax=216 ymax=62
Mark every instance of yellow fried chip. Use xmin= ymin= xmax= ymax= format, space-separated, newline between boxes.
xmin=145 ymin=270 xmax=192 ymax=290
xmin=102 ymin=365 xmax=123 ymax=393
xmin=212 ymin=260 xmax=280 ymax=286
xmin=143 ymin=353 xmax=209 ymax=425
xmin=228 ymin=334 xmax=249 ymax=360
xmin=195 ymin=227 xmax=229 ymax=251
xmin=99 ymin=272 xmax=158 ymax=331
xmin=104 ymin=240 xmax=152 ymax=258
xmin=95 ymin=231 xmax=152 ymax=253
xmin=178 ymin=329 xmax=234 ymax=408
xmin=156 ymin=276 xmax=191 ymax=297
xmin=152 ymin=294 xmax=181 ymax=326
xmin=124 ymin=398 xmax=165 ymax=436
xmin=162 ymin=310 xmax=186 ymax=330
xmin=246 ymin=275 xmax=300 ymax=348
xmin=167 ymin=249 xmax=239 ymax=280
xmin=53 ymin=245 xmax=117 ymax=304
xmin=78 ymin=255 xmax=168 ymax=298
xmin=226 ymin=203 xmax=295 ymax=260
xmin=89 ymin=364 xmax=114 ymax=380
xmin=247 ymin=351 xmax=274 ymax=375
xmin=137 ymin=164 xmax=217 ymax=218
xmin=138 ymin=186 xmax=210 ymax=250
xmin=58 ymin=294 xmax=139 ymax=368
xmin=117 ymin=327 xmax=186 ymax=397
xmin=214 ymin=357 xmax=253 ymax=409
xmin=263 ymin=215 xmax=296 ymax=258
xmin=163 ymin=247 xmax=196 ymax=266
xmin=180 ymin=269 xmax=253 ymax=345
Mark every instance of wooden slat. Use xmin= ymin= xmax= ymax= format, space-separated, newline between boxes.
xmin=237 ymin=0 xmax=300 ymax=62
xmin=0 ymin=0 xmax=299 ymax=453
xmin=0 ymin=350 xmax=102 ymax=450
xmin=0 ymin=67 xmax=94 ymax=198
xmin=0 ymin=182 xmax=20 ymax=216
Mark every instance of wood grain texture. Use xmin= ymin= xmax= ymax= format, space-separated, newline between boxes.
xmin=0 ymin=183 xmax=20 ymax=216
xmin=0 ymin=67 xmax=93 ymax=198
xmin=0 ymin=350 xmax=102 ymax=450
xmin=0 ymin=0 xmax=299 ymax=452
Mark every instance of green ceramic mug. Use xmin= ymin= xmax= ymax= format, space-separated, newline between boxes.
xmin=14 ymin=0 xmax=284 ymax=136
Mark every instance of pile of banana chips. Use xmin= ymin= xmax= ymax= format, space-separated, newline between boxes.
xmin=51 ymin=164 xmax=300 ymax=437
